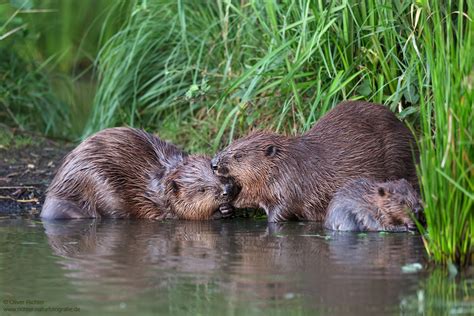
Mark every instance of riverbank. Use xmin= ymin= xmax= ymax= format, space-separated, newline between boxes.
xmin=0 ymin=128 xmax=71 ymax=217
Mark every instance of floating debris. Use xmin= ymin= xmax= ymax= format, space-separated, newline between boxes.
xmin=402 ymin=263 xmax=423 ymax=273
xmin=299 ymin=234 xmax=331 ymax=240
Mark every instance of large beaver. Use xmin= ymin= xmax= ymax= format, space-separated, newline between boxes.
xmin=324 ymin=178 xmax=423 ymax=231
xmin=211 ymin=101 xmax=419 ymax=222
xmin=41 ymin=127 xmax=236 ymax=220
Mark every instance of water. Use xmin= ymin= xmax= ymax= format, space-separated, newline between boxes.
xmin=0 ymin=218 xmax=472 ymax=315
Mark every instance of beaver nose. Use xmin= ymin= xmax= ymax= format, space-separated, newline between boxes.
xmin=211 ymin=157 xmax=219 ymax=171
xmin=414 ymin=206 xmax=426 ymax=225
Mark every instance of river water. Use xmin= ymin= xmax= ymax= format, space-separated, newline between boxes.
xmin=0 ymin=218 xmax=472 ymax=315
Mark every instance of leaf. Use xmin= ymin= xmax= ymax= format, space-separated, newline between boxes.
xmin=399 ymin=106 xmax=418 ymax=119
xmin=403 ymin=83 xmax=419 ymax=104
xmin=357 ymin=79 xmax=372 ymax=97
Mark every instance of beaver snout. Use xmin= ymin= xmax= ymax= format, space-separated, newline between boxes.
xmin=211 ymin=157 xmax=219 ymax=171
xmin=210 ymin=157 xmax=230 ymax=176
xmin=219 ymin=178 xmax=240 ymax=200
xmin=413 ymin=205 xmax=426 ymax=226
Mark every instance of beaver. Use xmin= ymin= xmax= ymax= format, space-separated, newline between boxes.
xmin=41 ymin=127 xmax=236 ymax=220
xmin=324 ymin=178 xmax=424 ymax=231
xmin=211 ymin=101 xmax=419 ymax=222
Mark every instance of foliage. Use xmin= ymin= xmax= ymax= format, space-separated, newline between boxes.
xmin=0 ymin=0 xmax=129 ymax=137
xmin=0 ymin=48 xmax=69 ymax=137
xmin=414 ymin=0 xmax=473 ymax=267
xmin=88 ymin=0 xmax=423 ymax=152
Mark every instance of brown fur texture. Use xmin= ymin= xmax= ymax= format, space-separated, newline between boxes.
xmin=212 ymin=101 xmax=419 ymax=222
xmin=324 ymin=178 xmax=423 ymax=231
xmin=41 ymin=127 xmax=235 ymax=220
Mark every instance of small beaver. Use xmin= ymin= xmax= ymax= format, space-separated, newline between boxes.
xmin=211 ymin=101 xmax=419 ymax=222
xmin=41 ymin=127 xmax=236 ymax=220
xmin=324 ymin=178 xmax=424 ymax=231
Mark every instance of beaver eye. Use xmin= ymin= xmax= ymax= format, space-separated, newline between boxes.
xmin=198 ymin=188 xmax=206 ymax=193
xmin=233 ymin=153 xmax=243 ymax=161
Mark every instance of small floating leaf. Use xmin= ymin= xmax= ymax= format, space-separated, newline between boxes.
xmin=379 ymin=231 xmax=388 ymax=235
xmin=401 ymin=263 xmax=423 ymax=273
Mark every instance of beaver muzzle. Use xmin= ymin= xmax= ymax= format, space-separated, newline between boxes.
xmin=210 ymin=157 xmax=219 ymax=171
xmin=219 ymin=177 xmax=241 ymax=200
xmin=211 ymin=157 xmax=230 ymax=176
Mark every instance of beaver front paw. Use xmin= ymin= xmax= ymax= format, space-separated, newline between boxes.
xmin=219 ymin=203 xmax=234 ymax=218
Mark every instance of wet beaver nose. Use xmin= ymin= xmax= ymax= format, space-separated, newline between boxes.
xmin=413 ymin=205 xmax=426 ymax=226
xmin=210 ymin=157 xmax=219 ymax=171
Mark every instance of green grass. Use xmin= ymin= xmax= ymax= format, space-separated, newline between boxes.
xmin=414 ymin=0 xmax=473 ymax=267
xmin=87 ymin=0 xmax=422 ymax=152
xmin=0 ymin=127 xmax=36 ymax=149
xmin=0 ymin=0 xmax=129 ymax=138
xmin=0 ymin=48 xmax=70 ymax=137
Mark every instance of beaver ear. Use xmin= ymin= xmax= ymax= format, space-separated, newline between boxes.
xmin=378 ymin=187 xmax=385 ymax=197
xmin=265 ymin=145 xmax=279 ymax=157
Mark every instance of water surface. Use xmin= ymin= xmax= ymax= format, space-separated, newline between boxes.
xmin=0 ymin=218 xmax=472 ymax=315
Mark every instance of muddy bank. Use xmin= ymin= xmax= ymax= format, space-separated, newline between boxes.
xmin=0 ymin=130 xmax=72 ymax=217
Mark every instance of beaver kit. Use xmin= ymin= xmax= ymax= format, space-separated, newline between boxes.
xmin=211 ymin=101 xmax=419 ymax=222
xmin=41 ymin=128 xmax=236 ymax=220
xmin=324 ymin=178 xmax=424 ymax=232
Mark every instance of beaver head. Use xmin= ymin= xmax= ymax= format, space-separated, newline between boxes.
xmin=164 ymin=155 xmax=238 ymax=220
xmin=373 ymin=178 xmax=424 ymax=228
xmin=211 ymin=131 xmax=290 ymax=209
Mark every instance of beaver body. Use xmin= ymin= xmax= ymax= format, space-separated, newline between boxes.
xmin=41 ymin=128 xmax=235 ymax=220
xmin=212 ymin=101 xmax=419 ymax=222
xmin=324 ymin=178 xmax=423 ymax=231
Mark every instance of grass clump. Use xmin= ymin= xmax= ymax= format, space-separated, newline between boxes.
xmin=0 ymin=48 xmax=70 ymax=137
xmin=414 ymin=1 xmax=473 ymax=267
xmin=0 ymin=0 xmax=130 ymax=138
xmin=88 ymin=0 xmax=421 ymax=152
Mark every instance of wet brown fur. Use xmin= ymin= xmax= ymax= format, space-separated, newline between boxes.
xmin=41 ymin=127 xmax=232 ymax=220
xmin=324 ymin=178 xmax=423 ymax=231
xmin=212 ymin=101 xmax=419 ymax=222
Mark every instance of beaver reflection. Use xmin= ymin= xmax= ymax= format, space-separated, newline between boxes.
xmin=43 ymin=220 xmax=425 ymax=312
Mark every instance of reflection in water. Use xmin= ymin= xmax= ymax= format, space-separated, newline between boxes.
xmin=400 ymin=269 xmax=474 ymax=315
xmin=40 ymin=219 xmax=433 ymax=314
xmin=0 ymin=219 xmax=472 ymax=315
